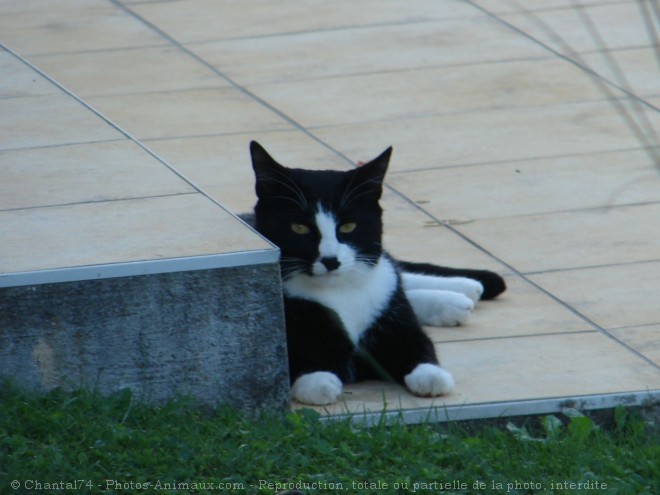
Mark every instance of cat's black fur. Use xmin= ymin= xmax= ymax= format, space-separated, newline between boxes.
xmin=248 ymin=141 xmax=505 ymax=401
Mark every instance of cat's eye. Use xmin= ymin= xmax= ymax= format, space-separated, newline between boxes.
xmin=290 ymin=223 xmax=311 ymax=235
xmin=339 ymin=222 xmax=357 ymax=234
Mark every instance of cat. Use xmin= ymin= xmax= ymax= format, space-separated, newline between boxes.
xmin=248 ymin=141 xmax=506 ymax=405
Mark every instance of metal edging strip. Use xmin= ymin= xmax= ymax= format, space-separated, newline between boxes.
xmin=318 ymin=390 xmax=660 ymax=426
xmin=0 ymin=248 xmax=280 ymax=288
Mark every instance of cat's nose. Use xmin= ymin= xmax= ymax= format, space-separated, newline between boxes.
xmin=320 ymin=257 xmax=341 ymax=271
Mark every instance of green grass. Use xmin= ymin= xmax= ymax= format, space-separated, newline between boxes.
xmin=1 ymin=384 xmax=658 ymax=495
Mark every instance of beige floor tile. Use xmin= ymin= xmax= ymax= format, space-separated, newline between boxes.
xmin=646 ymin=96 xmax=660 ymax=113
xmin=0 ymin=52 xmax=60 ymax=98
xmin=247 ymin=57 xmax=605 ymax=127
xmin=440 ymin=332 xmax=660 ymax=405
xmin=388 ymin=148 xmax=660 ymax=221
xmin=0 ymin=95 xmax=123 ymax=151
xmin=0 ymin=1 xmax=165 ymax=56
xmin=0 ymin=194 xmax=271 ymax=275
xmin=529 ymin=261 xmax=660 ymax=329
xmin=145 ymin=131 xmax=352 ymax=213
xmin=291 ymin=380 xmax=439 ymax=416
xmin=380 ymin=189 xmax=512 ymax=273
xmin=456 ymin=203 xmax=660 ymax=273
xmin=500 ymin=2 xmax=656 ymax=55
xmin=0 ymin=141 xmax=195 ymax=211
xmin=86 ymin=88 xmax=292 ymax=141
xmin=30 ymin=46 xmax=229 ymax=98
xmin=426 ymin=275 xmax=593 ymax=342
xmin=580 ymin=47 xmax=660 ymax=98
xmin=131 ymin=0 xmax=478 ymax=44
xmin=191 ymin=17 xmax=547 ymax=85
xmin=313 ymin=100 xmax=660 ymax=172
xmin=295 ymin=332 xmax=660 ymax=416
xmin=0 ymin=0 xmax=108 ymax=14
xmin=609 ymin=324 xmax=660 ymax=365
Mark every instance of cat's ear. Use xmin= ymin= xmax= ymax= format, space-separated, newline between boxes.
xmin=250 ymin=140 xmax=280 ymax=173
xmin=250 ymin=140 xmax=287 ymax=199
xmin=348 ymin=146 xmax=392 ymax=201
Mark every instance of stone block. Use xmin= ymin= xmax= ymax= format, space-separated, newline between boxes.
xmin=0 ymin=262 xmax=290 ymax=416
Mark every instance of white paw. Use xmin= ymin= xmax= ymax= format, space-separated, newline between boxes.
xmin=291 ymin=371 xmax=343 ymax=405
xmin=402 ymin=273 xmax=483 ymax=303
xmin=445 ymin=277 xmax=484 ymax=304
xmin=406 ymin=289 xmax=474 ymax=327
xmin=405 ymin=363 xmax=455 ymax=397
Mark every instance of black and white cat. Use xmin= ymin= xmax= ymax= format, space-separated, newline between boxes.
xmin=248 ymin=141 xmax=506 ymax=406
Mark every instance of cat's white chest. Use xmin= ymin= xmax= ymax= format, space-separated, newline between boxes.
xmin=283 ymin=256 xmax=398 ymax=344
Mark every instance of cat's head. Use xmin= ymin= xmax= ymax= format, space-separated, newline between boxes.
xmin=249 ymin=141 xmax=392 ymax=283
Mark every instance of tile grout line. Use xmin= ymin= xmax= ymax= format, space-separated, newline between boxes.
xmin=609 ymin=322 xmax=660 ymax=332
xmin=78 ymin=82 xmax=635 ymax=112
xmin=521 ymin=258 xmax=660 ymax=276
xmin=0 ymin=137 xmax=126 ymax=154
xmin=240 ymin=52 xmax=552 ymax=85
xmin=401 ymin=198 xmax=660 ymax=224
xmin=387 ymin=145 xmax=654 ymax=174
xmin=433 ymin=329 xmax=597 ymax=345
xmin=0 ymin=191 xmax=199 ymax=214
xmin=183 ymin=17 xmax=459 ymax=44
xmin=0 ymin=42 xmax=168 ymax=59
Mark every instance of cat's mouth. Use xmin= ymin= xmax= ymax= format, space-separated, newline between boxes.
xmin=282 ymin=256 xmax=361 ymax=280
xmin=310 ymin=267 xmax=344 ymax=278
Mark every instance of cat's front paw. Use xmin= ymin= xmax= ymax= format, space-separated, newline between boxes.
xmin=291 ymin=371 xmax=343 ymax=405
xmin=407 ymin=289 xmax=474 ymax=327
xmin=405 ymin=363 xmax=455 ymax=397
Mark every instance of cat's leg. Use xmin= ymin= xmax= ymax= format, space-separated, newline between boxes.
xmin=397 ymin=260 xmax=506 ymax=300
xmin=406 ymin=288 xmax=474 ymax=327
xmin=284 ymin=297 xmax=354 ymax=406
xmin=361 ymin=289 xmax=455 ymax=396
xmin=402 ymin=272 xmax=484 ymax=303
xmin=290 ymin=372 xmax=343 ymax=405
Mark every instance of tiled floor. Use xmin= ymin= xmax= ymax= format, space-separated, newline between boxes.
xmin=2 ymin=0 xmax=659 ymax=422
